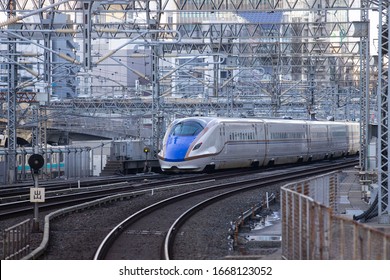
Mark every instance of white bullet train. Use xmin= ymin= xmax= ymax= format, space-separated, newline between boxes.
xmin=157 ymin=117 xmax=360 ymax=172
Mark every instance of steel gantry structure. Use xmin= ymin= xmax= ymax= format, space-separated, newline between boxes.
xmin=375 ymin=0 xmax=390 ymax=222
xmin=0 ymin=0 xmax=385 ymax=218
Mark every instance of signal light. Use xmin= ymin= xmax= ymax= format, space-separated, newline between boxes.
xmin=28 ymin=154 xmax=44 ymax=174
xmin=144 ymin=147 xmax=150 ymax=154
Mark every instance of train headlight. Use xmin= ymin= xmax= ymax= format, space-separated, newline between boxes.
xmin=193 ymin=142 xmax=202 ymax=150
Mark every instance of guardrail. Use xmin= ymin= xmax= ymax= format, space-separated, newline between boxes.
xmin=2 ymin=219 xmax=31 ymax=260
xmin=281 ymin=171 xmax=390 ymax=259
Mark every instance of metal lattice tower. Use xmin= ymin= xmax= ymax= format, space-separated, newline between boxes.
xmin=359 ymin=0 xmax=370 ymax=177
xmin=377 ymin=0 xmax=390 ymax=221
xmin=6 ymin=0 xmax=17 ymax=184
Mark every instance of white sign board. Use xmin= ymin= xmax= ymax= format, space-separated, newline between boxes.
xmin=30 ymin=188 xmax=45 ymax=203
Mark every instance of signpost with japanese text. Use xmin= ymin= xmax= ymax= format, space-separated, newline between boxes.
xmin=28 ymin=154 xmax=45 ymax=232
xmin=30 ymin=188 xmax=45 ymax=203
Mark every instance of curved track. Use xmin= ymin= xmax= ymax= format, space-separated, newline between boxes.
xmin=94 ymin=159 xmax=357 ymax=260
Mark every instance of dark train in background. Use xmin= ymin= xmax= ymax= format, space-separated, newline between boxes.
xmin=158 ymin=117 xmax=360 ymax=172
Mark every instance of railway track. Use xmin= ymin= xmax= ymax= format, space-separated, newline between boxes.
xmin=94 ymin=158 xmax=357 ymax=260
xmin=1 ymin=158 xmax=356 ymax=219
xmin=0 ymin=170 xmax=243 ymax=218
xmin=0 ymin=175 xmax=213 ymax=219
xmin=0 ymin=173 xmax=167 ymax=200
xmin=0 ymin=158 xmax=357 ymax=259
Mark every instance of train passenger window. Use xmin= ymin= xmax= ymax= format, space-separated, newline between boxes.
xmin=170 ymin=121 xmax=204 ymax=136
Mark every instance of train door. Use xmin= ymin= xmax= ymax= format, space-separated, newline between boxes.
xmin=329 ymin=123 xmax=348 ymax=157
xmin=215 ymin=122 xmax=232 ymax=168
xmin=221 ymin=123 xmax=228 ymax=157
xmin=307 ymin=124 xmax=311 ymax=156
xmin=347 ymin=123 xmax=359 ymax=155
xmin=222 ymin=123 xmax=227 ymax=144
xmin=255 ymin=122 xmax=266 ymax=166
xmin=218 ymin=123 xmax=237 ymax=168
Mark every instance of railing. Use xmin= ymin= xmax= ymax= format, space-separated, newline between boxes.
xmin=2 ymin=219 xmax=31 ymax=260
xmin=0 ymin=146 xmax=92 ymax=184
xmin=281 ymin=171 xmax=390 ymax=259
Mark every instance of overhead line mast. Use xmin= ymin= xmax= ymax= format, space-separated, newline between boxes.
xmin=377 ymin=0 xmax=390 ymax=222
xmin=6 ymin=0 xmax=17 ymax=183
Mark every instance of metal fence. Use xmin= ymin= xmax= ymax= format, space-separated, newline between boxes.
xmin=281 ymin=171 xmax=390 ymax=260
xmin=0 ymin=146 xmax=92 ymax=184
xmin=2 ymin=219 xmax=31 ymax=260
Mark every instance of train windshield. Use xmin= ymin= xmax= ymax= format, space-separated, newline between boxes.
xmin=170 ymin=121 xmax=204 ymax=136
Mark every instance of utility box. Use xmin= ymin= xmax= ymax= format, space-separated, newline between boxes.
xmin=111 ymin=140 xmax=150 ymax=161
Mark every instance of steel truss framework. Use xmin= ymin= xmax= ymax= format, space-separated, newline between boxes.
xmin=0 ymin=0 xmax=383 ymax=193
xmin=377 ymin=0 xmax=390 ymax=220
xmin=0 ymin=1 xmax=369 ymax=110
xmin=359 ymin=0 xmax=369 ymax=177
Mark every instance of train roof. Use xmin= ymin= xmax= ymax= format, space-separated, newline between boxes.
xmin=174 ymin=116 xmax=356 ymax=125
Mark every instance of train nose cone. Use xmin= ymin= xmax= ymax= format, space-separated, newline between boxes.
xmin=164 ymin=136 xmax=196 ymax=162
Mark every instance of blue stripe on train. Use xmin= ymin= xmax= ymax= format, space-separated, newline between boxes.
xmin=164 ymin=135 xmax=196 ymax=162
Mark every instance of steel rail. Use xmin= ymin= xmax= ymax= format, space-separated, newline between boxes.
xmin=94 ymin=159 xmax=357 ymax=260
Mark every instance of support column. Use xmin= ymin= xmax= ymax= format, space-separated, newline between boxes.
xmin=377 ymin=0 xmax=390 ymax=222
xmin=356 ymin=2 xmax=371 ymax=190
xmin=149 ymin=0 xmax=163 ymax=158
xmin=6 ymin=0 xmax=17 ymax=184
